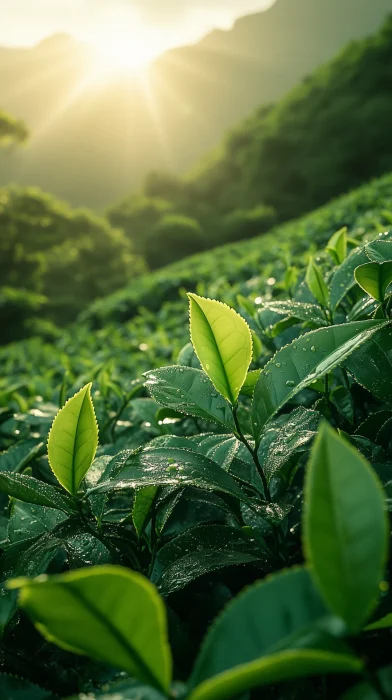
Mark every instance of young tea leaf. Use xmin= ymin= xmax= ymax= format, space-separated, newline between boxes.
xmin=48 ymin=382 xmax=98 ymax=496
xmin=327 ymin=227 xmax=347 ymax=265
xmin=305 ymin=258 xmax=330 ymax=308
xmin=304 ymin=424 xmax=388 ymax=633
xmin=9 ymin=565 xmax=172 ymax=693
xmin=354 ymin=261 xmax=392 ymax=302
xmin=188 ymin=294 xmax=252 ymax=404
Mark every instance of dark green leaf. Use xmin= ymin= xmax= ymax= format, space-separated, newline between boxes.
xmin=252 ymin=321 xmax=385 ymax=441
xmin=151 ymin=525 xmax=264 ymax=596
xmin=144 ymin=367 xmax=235 ymax=430
xmin=189 ymin=567 xmax=360 ymax=700
xmin=0 ymin=439 xmax=44 ymax=473
xmin=93 ymin=447 xmax=254 ymax=508
xmin=346 ymin=325 xmax=392 ymax=403
xmin=0 ymin=674 xmax=54 ymax=700
xmin=0 ymin=472 xmax=77 ymax=514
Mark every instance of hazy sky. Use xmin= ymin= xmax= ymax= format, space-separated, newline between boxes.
xmin=1 ymin=1 xmax=273 ymax=56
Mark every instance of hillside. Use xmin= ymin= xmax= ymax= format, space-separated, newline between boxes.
xmin=0 ymin=0 xmax=390 ymax=208
xmin=109 ymin=14 xmax=392 ymax=267
xmin=2 ymin=170 xmax=392 ymax=394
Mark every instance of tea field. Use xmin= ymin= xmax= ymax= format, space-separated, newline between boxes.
xmin=1 ymin=171 xmax=392 ymax=699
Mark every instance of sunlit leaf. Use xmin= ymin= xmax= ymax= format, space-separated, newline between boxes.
xmin=327 ymin=227 xmax=347 ymax=265
xmin=306 ymin=258 xmax=329 ymax=307
xmin=355 ymin=261 xmax=392 ymax=302
xmin=48 ymin=383 xmax=98 ymax=495
xmin=188 ymin=294 xmax=252 ymax=404
xmin=9 ymin=565 xmax=172 ymax=693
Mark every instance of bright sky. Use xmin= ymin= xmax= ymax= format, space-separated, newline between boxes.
xmin=1 ymin=0 xmax=273 ymax=67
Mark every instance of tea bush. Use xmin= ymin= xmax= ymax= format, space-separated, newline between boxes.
xmin=0 ymin=201 xmax=392 ymax=698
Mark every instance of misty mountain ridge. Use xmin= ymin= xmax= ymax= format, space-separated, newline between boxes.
xmin=0 ymin=0 xmax=391 ymax=208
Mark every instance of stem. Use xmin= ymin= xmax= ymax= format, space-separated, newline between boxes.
xmin=232 ymin=406 xmax=271 ymax=502
xmin=147 ymin=507 xmax=159 ymax=578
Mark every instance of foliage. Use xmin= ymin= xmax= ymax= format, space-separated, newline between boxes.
xmin=0 ymin=209 xmax=392 ymax=698
xmin=0 ymin=186 xmax=145 ymax=337
xmin=0 ymin=110 xmax=28 ymax=147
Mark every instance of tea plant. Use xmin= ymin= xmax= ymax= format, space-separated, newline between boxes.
xmin=0 ymin=227 xmax=392 ymax=699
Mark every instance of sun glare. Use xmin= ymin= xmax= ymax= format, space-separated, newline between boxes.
xmin=91 ymin=33 xmax=164 ymax=76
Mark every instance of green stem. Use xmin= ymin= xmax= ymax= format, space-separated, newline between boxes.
xmin=232 ymin=406 xmax=271 ymax=503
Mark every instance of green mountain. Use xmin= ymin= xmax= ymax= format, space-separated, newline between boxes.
xmin=0 ymin=0 xmax=390 ymax=208
xmin=109 ymin=15 xmax=392 ymax=268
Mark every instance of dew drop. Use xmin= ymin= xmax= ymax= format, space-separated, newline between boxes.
xmin=285 ymin=380 xmax=295 ymax=387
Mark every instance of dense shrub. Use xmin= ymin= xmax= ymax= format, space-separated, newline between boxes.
xmin=0 ymin=186 xmax=145 ymax=336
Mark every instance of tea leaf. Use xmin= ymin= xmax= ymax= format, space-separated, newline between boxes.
xmin=252 ymin=320 xmax=386 ymax=441
xmin=304 ymin=425 xmax=388 ymax=633
xmin=306 ymin=258 xmax=329 ymax=307
xmin=48 ymin=383 xmax=98 ymax=495
xmin=188 ymin=294 xmax=252 ymax=404
xmin=93 ymin=447 xmax=254 ymax=508
xmin=355 ymin=261 xmax=392 ymax=302
xmin=327 ymin=227 xmax=347 ymax=265
xmin=9 ymin=565 xmax=172 ymax=693
xmin=144 ymin=367 xmax=236 ymax=430
xmin=189 ymin=567 xmax=360 ymax=700
xmin=0 ymin=472 xmax=76 ymax=514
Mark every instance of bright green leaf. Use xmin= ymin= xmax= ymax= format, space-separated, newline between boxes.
xmin=304 ymin=424 xmax=388 ymax=633
xmin=327 ymin=227 xmax=347 ymax=265
xmin=305 ymin=258 xmax=329 ymax=308
xmin=240 ymin=370 xmax=261 ymax=398
xmin=48 ymin=382 xmax=98 ymax=495
xmin=9 ymin=565 xmax=172 ymax=693
xmin=365 ymin=613 xmax=392 ymax=632
xmin=188 ymin=293 xmax=252 ymax=404
xmin=252 ymin=320 xmax=386 ymax=441
xmin=355 ymin=261 xmax=392 ymax=302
